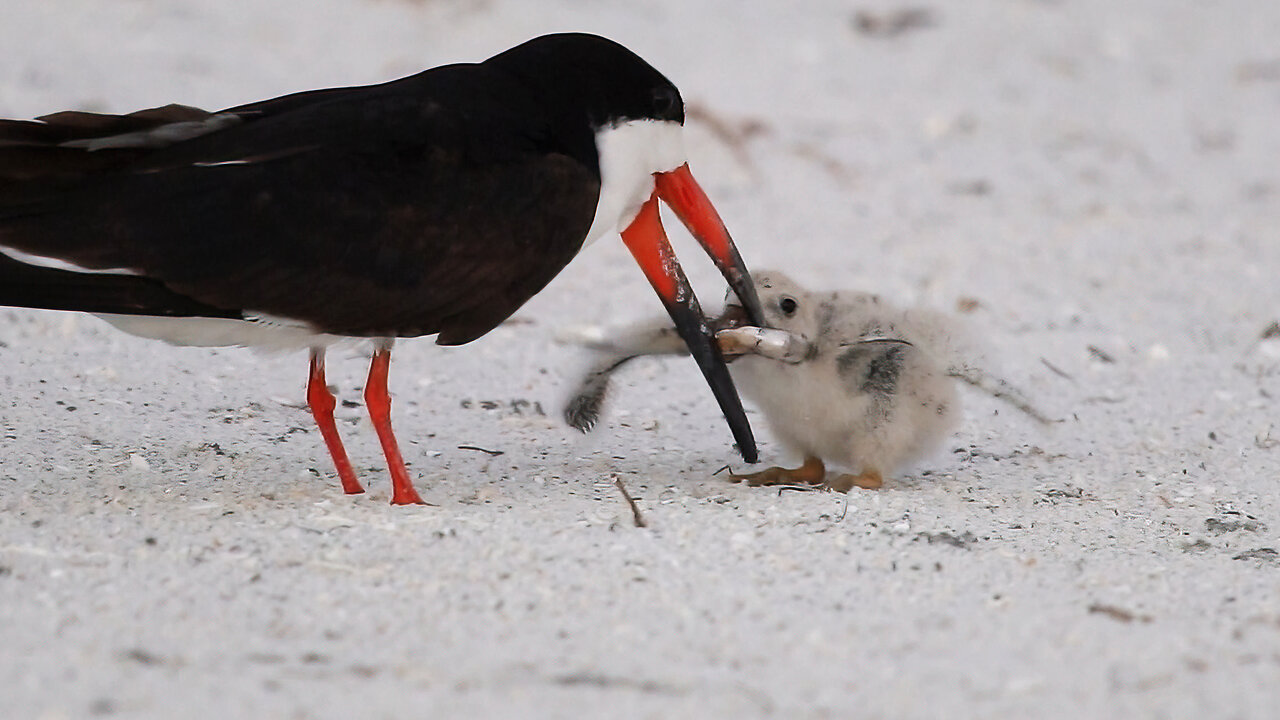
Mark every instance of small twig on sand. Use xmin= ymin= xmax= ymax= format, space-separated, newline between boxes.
xmin=613 ymin=476 xmax=647 ymax=528
xmin=950 ymin=366 xmax=1057 ymax=425
xmin=852 ymin=8 xmax=935 ymax=38
xmin=457 ymin=445 xmax=504 ymax=456
xmin=1040 ymin=357 xmax=1075 ymax=382
xmin=777 ymin=485 xmax=821 ymax=495
xmin=835 ymin=495 xmax=849 ymax=522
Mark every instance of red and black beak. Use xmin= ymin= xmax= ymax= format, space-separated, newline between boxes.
xmin=620 ymin=163 xmax=765 ymax=463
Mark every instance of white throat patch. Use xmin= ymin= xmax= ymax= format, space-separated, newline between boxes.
xmin=582 ymin=119 xmax=687 ymax=247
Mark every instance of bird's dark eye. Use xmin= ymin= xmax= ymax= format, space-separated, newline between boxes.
xmin=651 ymin=86 xmax=681 ymax=120
xmin=779 ymin=297 xmax=798 ymax=316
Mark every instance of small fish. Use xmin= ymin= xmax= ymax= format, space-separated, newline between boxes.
xmin=564 ymin=270 xmax=1049 ymax=491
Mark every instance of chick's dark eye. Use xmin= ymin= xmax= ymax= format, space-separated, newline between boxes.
xmin=779 ymin=297 xmax=798 ymax=316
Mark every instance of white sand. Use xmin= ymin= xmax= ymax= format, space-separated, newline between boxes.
xmin=2 ymin=1 xmax=1278 ymax=717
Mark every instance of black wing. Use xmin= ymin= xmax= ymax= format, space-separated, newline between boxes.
xmin=0 ymin=251 xmax=240 ymax=319
xmin=0 ymin=64 xmax=600 ymax=344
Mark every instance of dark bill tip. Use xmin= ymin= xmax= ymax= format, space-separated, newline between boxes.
xmin=620 ymin=193 xmax=759 ymax=463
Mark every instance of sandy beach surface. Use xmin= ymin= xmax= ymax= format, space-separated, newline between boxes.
xmin=2 ymin=1 xmax=1278 ymax=717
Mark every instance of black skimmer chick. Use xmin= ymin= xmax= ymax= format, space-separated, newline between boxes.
xmin=0 ymin=33 xmax=766 ymax=504
xmin=565 ymin=270 xmax=1050 ymax=491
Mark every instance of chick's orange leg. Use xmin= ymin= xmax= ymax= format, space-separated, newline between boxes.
xmin=729 ymin=455 xmax=826 ymax=487
xmin=828 ymin=468 xmax=884 ymax=492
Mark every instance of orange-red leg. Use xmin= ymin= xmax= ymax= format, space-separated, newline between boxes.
xmin=364 ymin=345 xmax=427 ymax=505
xmin=307 ymin=349 xmax=364 ymax=495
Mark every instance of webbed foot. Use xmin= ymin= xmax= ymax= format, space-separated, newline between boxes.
xmin=728 ymin=455 xmax=826 ymax=487
xmin=828 ymin=468 xmax=884 ymax=492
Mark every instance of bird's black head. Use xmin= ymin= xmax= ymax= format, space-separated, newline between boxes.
xmin=482 ymin=34 xmax=763 ymax=463
xmin=485 ymin=33 xmax=685 ymax=130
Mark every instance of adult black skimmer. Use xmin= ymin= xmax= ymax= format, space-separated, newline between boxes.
xmin=0 ymin=33 xmax=766 ymax=504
